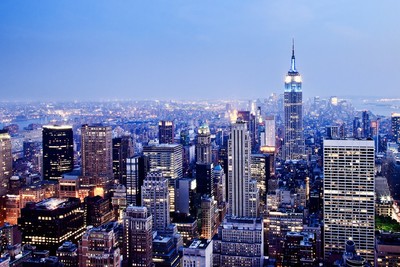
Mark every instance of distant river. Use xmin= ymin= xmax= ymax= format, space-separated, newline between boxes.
xmin=0 ymin=117 xmax=50 ymax=129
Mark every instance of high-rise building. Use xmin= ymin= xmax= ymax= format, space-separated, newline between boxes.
xmin=237 ymin=111 xmax=258 ymax=152
xmin=283 ymin=41 xmax=304 ymax=160
xmin=175 ymin=177 xmax=197 ymax=216
xmin=18 ymin=198 xmax=86 ymax=255
xmin=112 ymin=135 xmax=133 ymax=185
xmin=78 ymin=221 xmax=121 ymax=267
xmin=83 ymin=195 xmax=113 ymax=227
xmin=391 ymin=113 xmax=400 ymax=144
xmin=143 ymin=144 xmax=183 ymax=212
xmin=250 ymin=154 xmax=270 ymax=213
xmin=323 ymin=139 xmax=375 ymax=263
xmin=362 ymin=111 xmax=371 ymax=138
xmin=126 ymin=155 xmax=149 ymax=206
xmin=196 ymin=163 xmax=214 ymax=197
xmin=182 ymin=239 xmax=213 ymax=267
xmin=227 ymin=121 xmax=258 ymax=218
xmin=196 ymin=124 xmax=212 ymax=164
xmin=213 ymin=217 xmax=264 ymax=267
xmin=42 ymin=125 xmax=74 ymax=181
xmin=200 ymin=196 xmax=217 ymax=240
xmin=159 ymin=120 xmax=175 ymax=144
xmin=141 ymin=171 xmax=170 ymax=232
xmin=81 ymin=124 xmax=113 ymax=186
xmin=263 ymin=116 xmax=276 ymax=150
xmin=123 ymin=206 xmax=153 ymax=267
xmin=0 ymin=130 xmax=12 ymax=196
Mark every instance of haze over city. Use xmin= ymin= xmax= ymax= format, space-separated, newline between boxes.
xmin=1 ymin=1 xmax=399 ymax=101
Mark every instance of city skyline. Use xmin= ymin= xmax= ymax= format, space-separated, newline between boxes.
xmin=1 ymin=1 xmax=400 ymax=101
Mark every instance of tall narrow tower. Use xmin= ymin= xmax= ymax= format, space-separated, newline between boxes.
xmin=283 ymin=40 xmax=304 ymax=160
xmin=227 ymin=121 xmax=258 ymax=218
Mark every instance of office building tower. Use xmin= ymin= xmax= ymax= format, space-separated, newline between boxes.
xmin=196 ymin=124 xmax=212 ymax=164
xmin=126 ymin=155 xmax=149 ymax=206
xmin=213 ymin=217 xmax=264 ymax=267
xmin=391 ymin=113 xmax=400 ymax=144
xmin=266 ymin=209 xmax=304 ymax=264
xmin=182 ymin=239 xmax=213 ymax=267
xmin=282 ymin=231 xmax=316 ymax=266
xmin=263 ymin=116 xmax=276 ymax=151
xmin=213 ymin=165 xmax=226 ymax=205
xmin=283 ymin=41 xmax=304 ymax=160
xmin=227 ymin=121 xmax=258 ymax=218
xmin=143 ymin=144 xmax=183 ymax=212
xmin=159 ymin=120 xmax=174 ymax=144
xmin=141 ymin=172 xmax=170 ymax=232
xmin=362 ymin=111 xmax=371 ymax=138
xmin=152 ymin=235 xmax=180 ymax=267
xmin=323 ymin=139 xmax=375 ymax=263
xmin=200 ymin=196 xmax=217 ymax=240
xmin=250 ymin=154 xmax=270 ymax=212
xmin=81 ymin=124 xmax=113 ymax=185
xmin=42 ymin=125 xmax=74 ymax=181
xmin=237 ymin=111 xmax=258 ymax=152
xmin=56 ymin=241 xmax=78 ymax=267
xmin=0 ymin=130 xmax=12 ymax=196
xmin=123 ymin=205 xmax=153 ymax=267
xmin=175 ymin=178 xmax=196 ymax=216
xmin=112 ymin=135 xmax=133 ymax=185
xmin=196 ymin=163 xmax=214 ymax=197
xmin=353 ymin=117 xmax=362 ymax=138
xmin=18 ymin=198 xmax=86 ymax=255
xmin=78 ymin=221 xmax=121 ymax=267
xmin=111 ymin=184 xmax=127 ymax=221
xmin=83 ymin=195 xmax=113 ymax=227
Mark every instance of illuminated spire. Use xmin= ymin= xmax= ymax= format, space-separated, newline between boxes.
xmin=290 ymin=38 xmax=296 ymax=72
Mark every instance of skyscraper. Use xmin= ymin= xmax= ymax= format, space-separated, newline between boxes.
xmin=78 ymin=221 xmax=121 ymax=267
xmin=123 ymin=206 xmax=153 ymax=267
xmin=283 ymin=41 xmax=304 ymax=160
xmin=323 ymin=139 xmax=375 ymax=263
xmin=196 ymin=124 xmax=212 ymax=164
xmin=81 ymin=124 xmax=113 ymax=186
xmin=42 ymin=125 xmax=74 ymax=181
xmin=126 ymin=155 xmax=149 ymax=206
xmin=112 ymin=135 xmax=133 ymax=185
xmin=141 ymin=171 xmax=170 ymax=232
xmin=391 ymin=113 xmax=400 ymax=144
xmin=227 ymin=121 xmax=258 ymax=218
xmin=0 ymin=130 xmax=12 ymax=196
xmin=159 ymin=120 xmax=174 ymax=144
xmin=143 ymin=143 xmax=183 ymax=212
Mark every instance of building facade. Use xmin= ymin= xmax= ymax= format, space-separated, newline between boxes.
xmin=323 ymin=139 xmax=375 ymax=263
xmin=283 ymin=42 xmax=304 ymax=160
xmin=42 ymin=125 xmax=74 ymax=181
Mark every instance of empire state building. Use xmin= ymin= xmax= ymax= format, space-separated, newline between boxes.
xmin=283 ymin=41 xmax=305 ymax=160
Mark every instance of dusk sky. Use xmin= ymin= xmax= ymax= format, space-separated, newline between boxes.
xmin=1 ymin=1 xmax=399 ymax=101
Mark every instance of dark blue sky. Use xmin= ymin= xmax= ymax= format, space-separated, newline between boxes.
xmin=1 ymin=1 xmax=399 ymax=101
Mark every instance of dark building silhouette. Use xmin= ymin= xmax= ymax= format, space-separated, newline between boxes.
xmin=42 ymin=125 xmax=74 ymax=181
xmin=18 ymin=198 xmax=86 ymax=255
xmin=158 ymin=120 xmax=174 ymax=144
xmin=126 ymin=155 xmax=149 ymax=206
xmin=112 ymin=135 xmax=133 ymax=185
